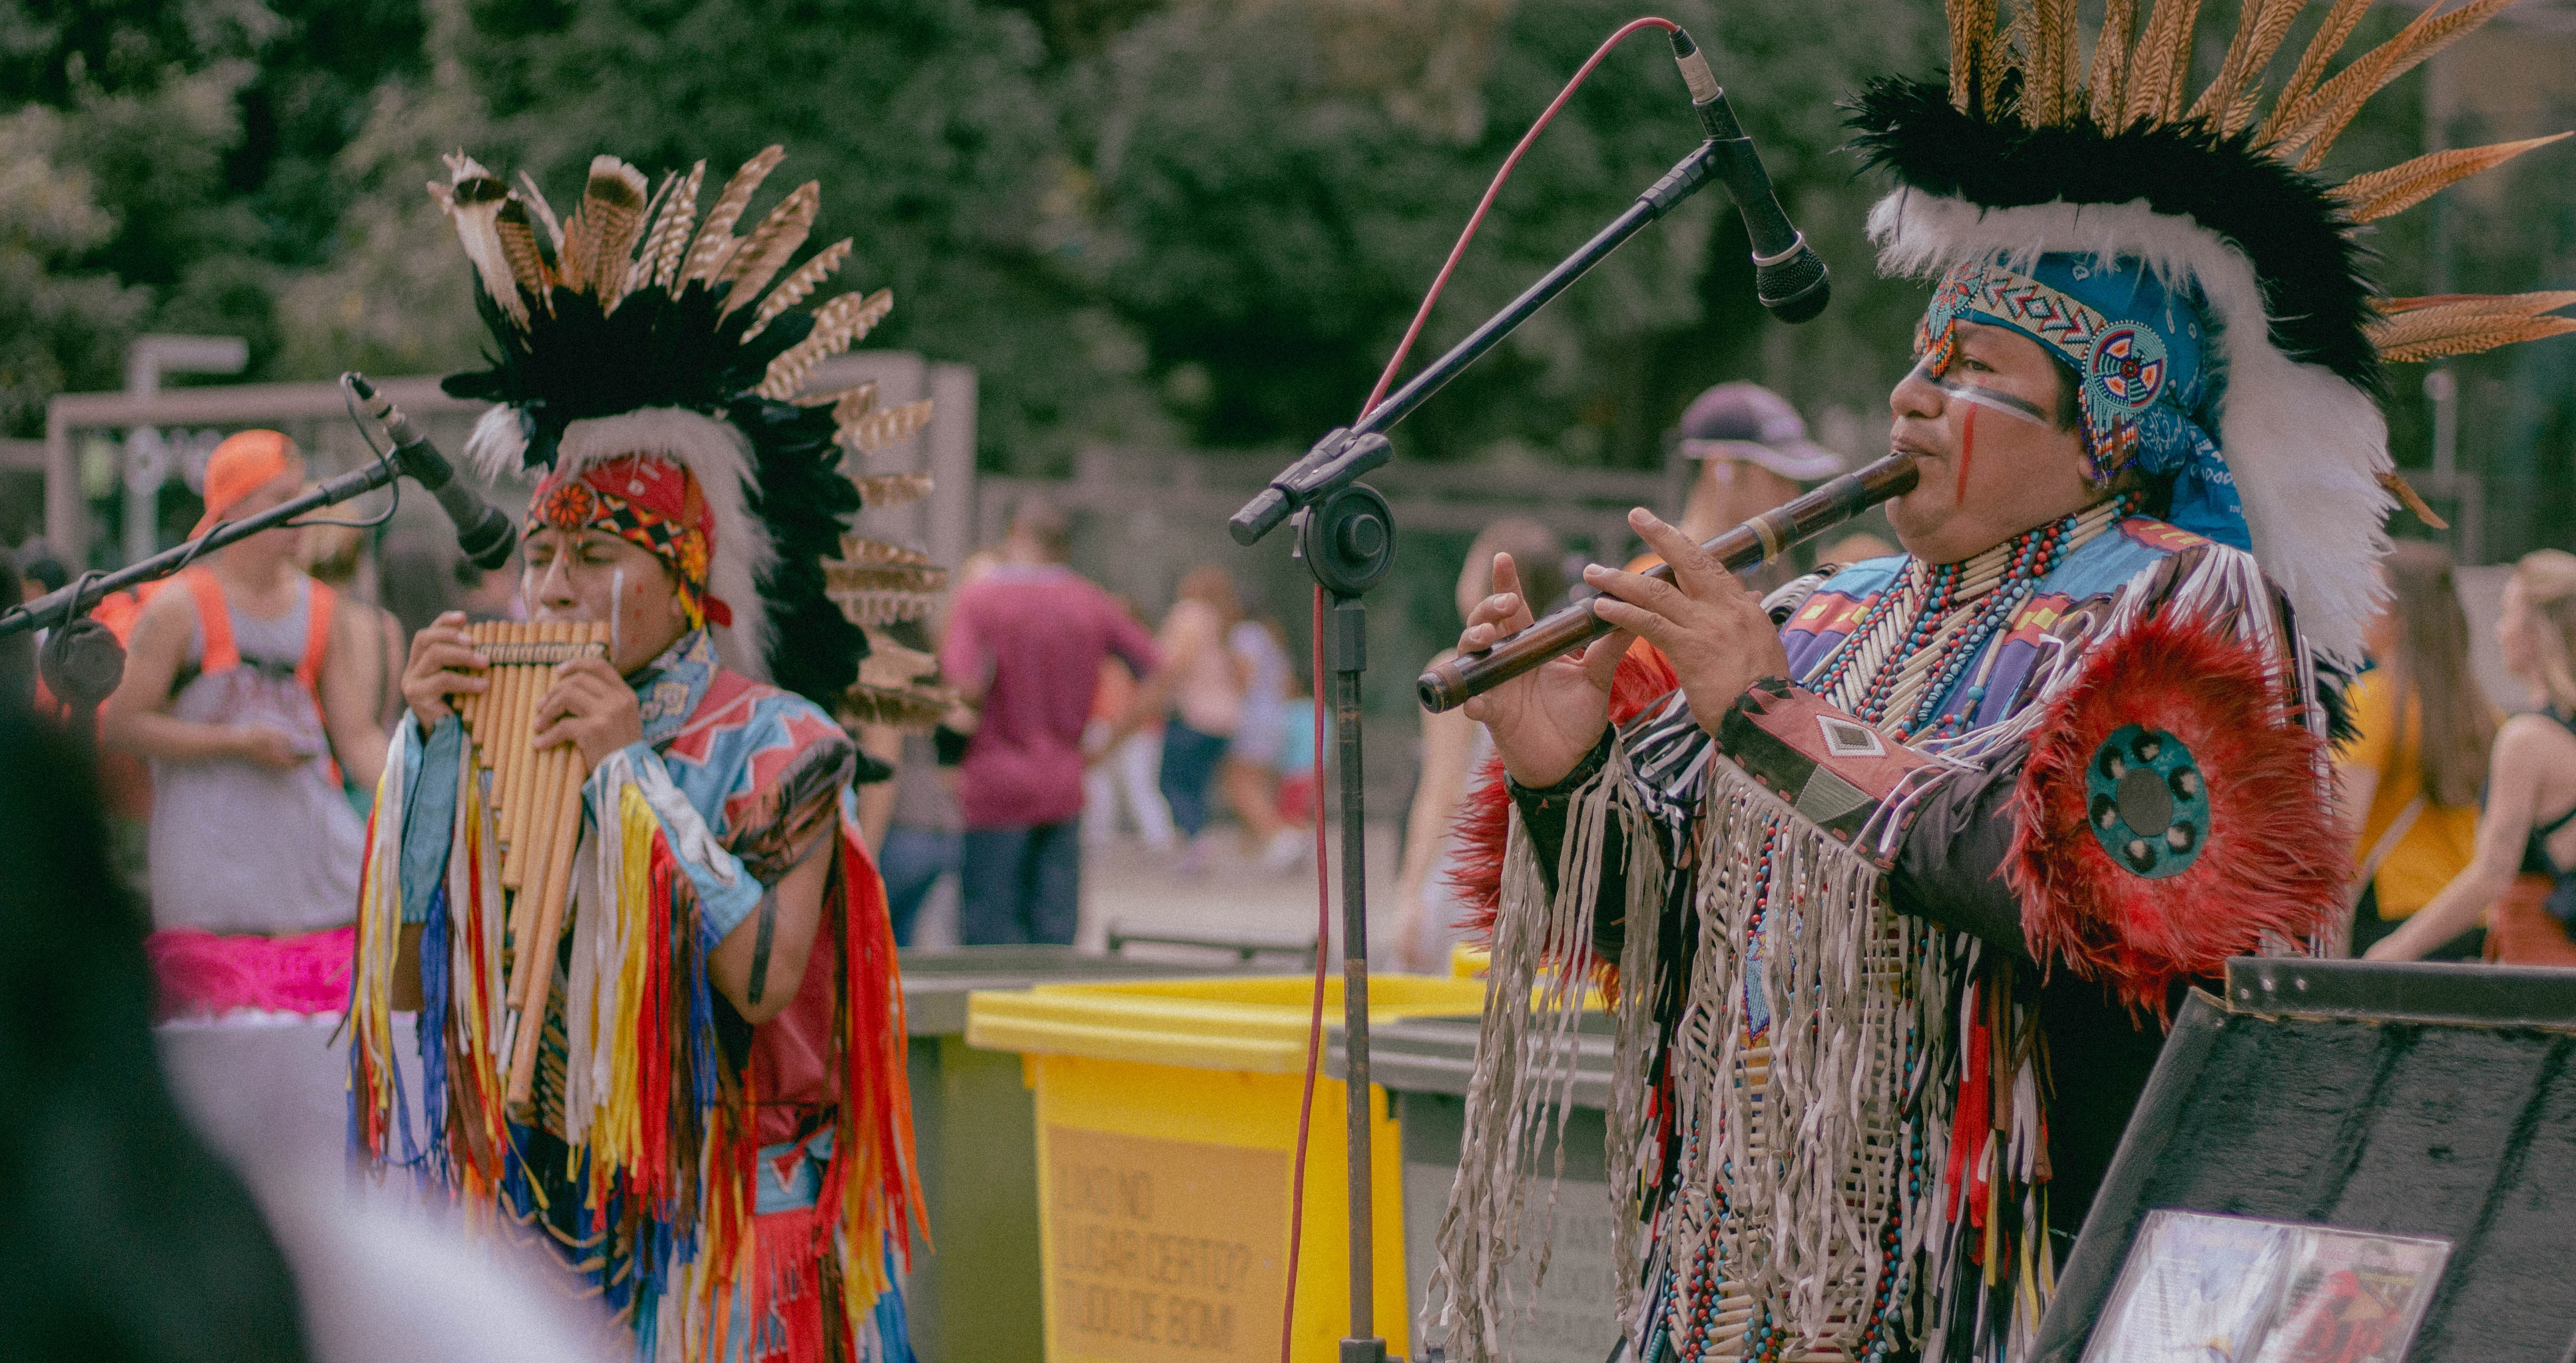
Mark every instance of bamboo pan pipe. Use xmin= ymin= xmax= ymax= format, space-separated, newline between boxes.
xmin=1415 ymin=451 xmax=1922 ymax=713
xmin=453 ymin=620 xmax=611 ymax=1108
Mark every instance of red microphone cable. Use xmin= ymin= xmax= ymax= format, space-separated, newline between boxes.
xmin=1277 ymin=16 xmax=1681 ymax=1362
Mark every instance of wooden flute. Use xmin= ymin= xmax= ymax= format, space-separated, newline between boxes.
xmin=1416 ymin=451 xmax=1921 ymax=714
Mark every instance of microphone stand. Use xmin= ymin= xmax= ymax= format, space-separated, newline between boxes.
xmin=1228 ymin=132 xmax=1726 ymax=1363
xmin=4 ymin=420 xmax=414 ymax=721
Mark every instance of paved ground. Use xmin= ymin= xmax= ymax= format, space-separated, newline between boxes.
xmin=905 ymin=821 xmax=1411 ymax=967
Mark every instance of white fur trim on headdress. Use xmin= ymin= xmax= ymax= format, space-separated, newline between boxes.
xmin=466 ymin=403 xmax=778 ymax=681
xmin=1868 ymin=188 xmax=2390 ymax=665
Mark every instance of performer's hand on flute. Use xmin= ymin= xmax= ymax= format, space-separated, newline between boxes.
xmin=529 ymin=657 xmax=643 ymax=768
xmin=1458 ymin=552 xmax=1627 ymax=788
xmin=1583 ymin=508 xmax=1791 ymax=741
xmin=400 ymin=609 xmax=490 ymax=729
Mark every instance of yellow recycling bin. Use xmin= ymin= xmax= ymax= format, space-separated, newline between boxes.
xmin=965 ymin=975 xmax=1486 ymax=1363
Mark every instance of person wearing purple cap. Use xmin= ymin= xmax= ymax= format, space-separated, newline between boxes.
xmin=1665 ymin=382 xmax=1847 ymax=597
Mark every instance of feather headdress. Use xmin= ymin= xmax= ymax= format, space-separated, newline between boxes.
xmin=1850 ymin=0 xmax=2572 ymax=663
xmin=432 ymin=148 xmax=940 ymax=714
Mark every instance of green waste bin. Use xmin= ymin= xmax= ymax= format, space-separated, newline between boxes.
xmin=901 ymin=946 xmax=1268 ymax=1363
xmin=1331 ymin=1011 xmax=1624 ymax=1363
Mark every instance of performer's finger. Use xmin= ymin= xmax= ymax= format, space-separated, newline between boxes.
xmin=432 ymin=668 xmax=488 ymax=696
xmin=1488 ymin=555 xmax=1537 ymax=631
xmin=420 ymin=640 xmax=488 ymax=673
xmin=1629 ymin=508 xmax=1733 ymax=601
xmin=1582 ymin=562 xmax=1689 ymax=620
xmin=1460 ymin=593 xmax=1529 ymax=653
xmin=555 ymin=657 xmax=622 ymax=688
xmin=1590 ymin=596 xmax=1677 ymax=651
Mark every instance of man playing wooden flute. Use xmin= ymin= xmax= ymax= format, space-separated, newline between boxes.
xmin=350 ymin=147 xmax=941 ymax=1363
xmin=1421 ymin=2 xmax=2574 ymax=1360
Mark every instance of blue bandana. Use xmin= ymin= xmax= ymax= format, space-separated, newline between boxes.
xmin=1919 ymin=253 xmax=2247 ymax=550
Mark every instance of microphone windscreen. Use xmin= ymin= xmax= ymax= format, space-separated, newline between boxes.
xmin=1757 ymin=248 xmax=1831 ymax=324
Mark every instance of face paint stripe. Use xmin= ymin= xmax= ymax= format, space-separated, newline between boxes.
xmin=1957 ymin=404 xmax=1976 ymax=505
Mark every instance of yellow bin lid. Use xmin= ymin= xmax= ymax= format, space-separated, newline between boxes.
xmin=964 ymin=974 xmax=1486 ymax=1074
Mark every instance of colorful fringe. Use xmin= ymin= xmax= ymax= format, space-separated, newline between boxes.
xmin=350 ymin=732 xmax=921 ymax=1361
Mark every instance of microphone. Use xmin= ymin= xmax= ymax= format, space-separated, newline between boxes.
xmin=1668 ymin=29 xmax=1831 ymax=324
xmin=343 ymin=373 xmax=518 ymax=570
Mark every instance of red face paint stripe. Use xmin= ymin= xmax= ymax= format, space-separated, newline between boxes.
xmin=1957 ymin=404 xmax=1977 ymax=505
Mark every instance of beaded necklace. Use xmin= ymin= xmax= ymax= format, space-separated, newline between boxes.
xmin=1812 ymin=495 xmax=2135 ymax=737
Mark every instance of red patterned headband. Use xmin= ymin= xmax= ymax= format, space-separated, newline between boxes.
xmin=529 ymin=455 xmax=732 ymax=628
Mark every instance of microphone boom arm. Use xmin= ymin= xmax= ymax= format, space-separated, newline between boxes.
xmin=0 ymin=450 xmax=405 ymax=641
xmin=1230 ymin=134 xmax=1725 ymax=545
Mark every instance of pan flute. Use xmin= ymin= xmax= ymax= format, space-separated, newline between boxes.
xmin=454 ymin=620 xmax=611 ymax=1107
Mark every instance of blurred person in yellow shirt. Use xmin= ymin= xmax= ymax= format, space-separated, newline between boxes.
xmin=2340 ymin=541 xmax=2493 ymax=958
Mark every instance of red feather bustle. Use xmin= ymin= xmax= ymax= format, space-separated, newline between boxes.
xmin=1442 ymin=644 xmax=1681 ymax=948
xmin=2006 ymin=610 xmax=2342 ymax=1014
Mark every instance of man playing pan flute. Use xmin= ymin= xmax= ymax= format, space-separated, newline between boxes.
xmin=1424 ymin=2 xmax=2574 ymax=1360
xmin=350 ymin=146 xmax=942 ymax=1362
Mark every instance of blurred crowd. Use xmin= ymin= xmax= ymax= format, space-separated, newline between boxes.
xmin=12 ymin=385 xmax=2576 ymax=999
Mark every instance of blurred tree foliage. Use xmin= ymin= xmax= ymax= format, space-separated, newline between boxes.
xmin=2 ymin=0 xmax=2569 ymax=544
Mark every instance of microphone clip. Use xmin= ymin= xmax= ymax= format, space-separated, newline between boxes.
xmin=1228 ymin=426 xmax=1392 ymax=547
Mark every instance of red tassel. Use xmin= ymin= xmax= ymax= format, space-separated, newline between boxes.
xmin=746 ymin=1203 xmax=833 ymax=1363
xmin=1947 ymin=981 xmax=1984 ymax=1227
xmin=2005 ymin=611 xmax=2342 ymax=1016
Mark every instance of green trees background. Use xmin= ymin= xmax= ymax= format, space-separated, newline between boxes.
xmin=5 ymin=0 xmax=2573 ymax=554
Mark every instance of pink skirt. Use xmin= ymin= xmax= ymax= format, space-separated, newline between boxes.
xmin=146 ymin=924 xmax=357 ymax=1020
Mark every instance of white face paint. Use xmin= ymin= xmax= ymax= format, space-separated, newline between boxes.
xmin=1906 ymin=356 xmax=2056 ymax=430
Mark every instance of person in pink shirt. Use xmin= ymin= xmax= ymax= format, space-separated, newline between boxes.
xmin=939 ymin=500 xmax=1164 ymax=944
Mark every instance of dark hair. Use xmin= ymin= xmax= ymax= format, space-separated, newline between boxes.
xmin=2383 ymin=541 xmax=2494 ymax=807
xmin=2050 ymin=355 xmax=2084 ymax=431
xmin=1010 ymin=497 xmax=1074 ymax=560
xmin=0 ymin=708 xmax=313 ymax=1362
xmin=13 ymin=541 xmax=69 ymax=596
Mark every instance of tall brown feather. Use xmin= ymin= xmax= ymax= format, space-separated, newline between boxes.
xmin=744 ymin=240 xmax=853 ymax=343
xmin=2123 ymin=0 xmax=2206 ymax=129
xmin=559 ymin=156 xmax=649 ymax=307
xmin=840 ymin=397 xmax=935 ymax=458
xmin=756 ymin=289 xmax=896 ymax=400
xmin=2188 ymin=0 xmax=2304 ymax=130
xmin=2087 ymin=0 xmax=2139 ymax=126
xmin=679 ymin=146 xmax=786 ymax=288
xmin=827 ymin=562 xmax=950 ymax=596
xmin=1949 ymin=0 xmax=1981 ymax=111
xmin=857 ymin=631 xmax=939 ymax=684
xmin=513 ymin=170 xmax=563 ymax=251
xmin=851 ymin=473 xmax=935 ymax=509
xmin=838 ymin=536 xmax=928 ymax=567
xmin=644 ymin=161 xmax=706 ymax=291
xmin=715 ymin=181 xmax=820 ymax=323
xmin=830 ymin=590 xmax=943 ymax=628
xmin=2022 ymin=0 xmax=2077 ymax=125
xmin=2255 ymin=0 xmax=2372 ymax=146
xmin=437 ymin=156 xmax=525 ymax=330
xmin=493 ymin=197 xmax=554 ymax=309
xmin=2335 ymin=133 xmax=2572 ymax=223
xmin=618 ymin=170 xmax=678 ymax=296
xmin=2285 ymin=0 xmax=2516 ymax=170
xmin=2368 ymin=292 xmax=2576 ymax=362
xmin=1979 ymin=0 xmax=2010 ymax=113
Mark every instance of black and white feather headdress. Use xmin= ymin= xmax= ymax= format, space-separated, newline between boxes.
xmin=1850 ymin=0 xmax=2573 ymax=662
xmin=431 ymin=148 xmax=949 ymax=721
